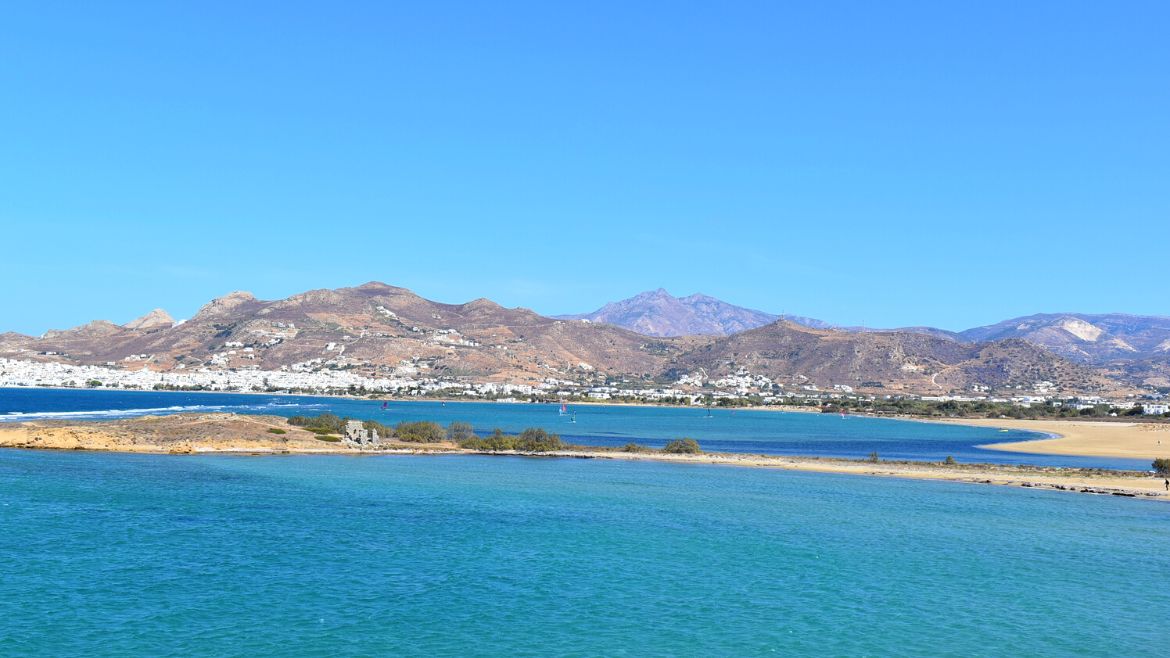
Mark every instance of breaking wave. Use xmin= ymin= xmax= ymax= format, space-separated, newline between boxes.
xmin=1 ymin=401 xmax=325 ymax=423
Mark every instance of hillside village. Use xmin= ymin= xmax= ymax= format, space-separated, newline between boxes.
xmin=2 ymin=357 xmax=1166 ymax=417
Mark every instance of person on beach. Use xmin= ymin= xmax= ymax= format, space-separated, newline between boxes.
xmin=1164 ymin=478 xmax=1168 ymax=491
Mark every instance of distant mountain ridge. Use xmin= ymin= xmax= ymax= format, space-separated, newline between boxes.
xmin=1 ymin=282 xmax=1165 ymax=394
xmin=556 ymin=289 xmax=829 ymax=337
xmin=559 ymin=292 xmax=1169 ymax=368
xmin=955 ymin=313 xmax=1170 ymax=363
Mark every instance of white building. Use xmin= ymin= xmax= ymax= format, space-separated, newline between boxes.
xmin=1142 ymin=403 xmax=1169 ymax=415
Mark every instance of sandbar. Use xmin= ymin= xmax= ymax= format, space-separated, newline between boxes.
xmin=2 ymin=413 xmax=1167 ymax=501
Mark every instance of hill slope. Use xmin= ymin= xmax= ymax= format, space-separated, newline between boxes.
xmin=958 ymin=313 xmax=1170 ymax=364
xmin=0 ymin=282 xmax=690 ymax=383
xmin=668 ymin=321 xmax=1112 ymax=394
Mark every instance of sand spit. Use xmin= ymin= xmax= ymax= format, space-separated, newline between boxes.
xmin=548 ymin=449 xmax=1167 ymax=500
xmin=1 ymin=414 xmax=1166 ymax=500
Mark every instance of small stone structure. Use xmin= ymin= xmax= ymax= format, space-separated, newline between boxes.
xmin=343 ymin=420 xmax=380 ymax=447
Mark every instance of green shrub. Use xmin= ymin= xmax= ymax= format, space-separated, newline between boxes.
xmin=868 ymin=451 xmax=880 ymax=463
xmin=484 ymin=429 xmax=516 ymax=451
xmin=288 ymin=413 xmax=345 ymax=434
xmin=394 ymin=421 xmax=446 ymax=443
xmin=1153 ymin=458 xmax=1170 ymax=475
xmin=447 ymin=421 xmax=476 ymax=442
xmin=516 ymin=428 xmax=563 ymax=452
xmin=461 ymin=428 xmax=514 ymax=451
xmin=621 ymin=442 xmax=648 ymax=453
xmin=459 ymin=437 xmax=487 ymax=450
xmin=944 ymin=455 xmax=956 ymax=465
xmin=663 ymin=438 xmax=701 ymax=454
xmin=315 ymin=435 xmax=341 ymax=442
xmin=267 ymin=428 xmax=287 ymax=435
xmin=359 ymin=418 xmax=392 ymax=438
xmin=459 ymin=427 xmax=563 ymax=452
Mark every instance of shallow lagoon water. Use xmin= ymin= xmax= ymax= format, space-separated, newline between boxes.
xmin=0 ymin=387 xmax=1149 ymax=469
xmin=1 ymin=450 xmax=1167 ymax=656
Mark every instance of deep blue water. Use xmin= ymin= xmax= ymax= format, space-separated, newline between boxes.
xmin=1 ymin=450 xmax=1167 ymax=656
xmin=0 ymin=387 xmax=1150 ymax=469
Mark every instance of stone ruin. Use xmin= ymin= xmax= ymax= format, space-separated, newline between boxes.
xmin=343 ymin=420 xmax=380 ymax=448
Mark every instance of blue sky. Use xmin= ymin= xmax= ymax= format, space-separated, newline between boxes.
xmin=2 ymin=1 xmax=1167 ymax=335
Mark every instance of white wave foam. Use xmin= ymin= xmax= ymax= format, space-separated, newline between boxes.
xmin=2 ymin=404 xmax=231 ymax=422
xmin=1 ymin=399 xmax=329 ymax=423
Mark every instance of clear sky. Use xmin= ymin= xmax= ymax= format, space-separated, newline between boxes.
xmin=2 ymin=1 xmax=1167 ymax=335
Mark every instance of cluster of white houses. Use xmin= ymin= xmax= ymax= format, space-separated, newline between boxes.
xmin=0 ymin=357 xmax=1166 ymax=414
xmin=0 ymin=358 xmax=546 ymax=398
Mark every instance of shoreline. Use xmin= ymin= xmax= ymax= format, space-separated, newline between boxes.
xmin=11 ymin=384 xmax=1157 ymax=430
xmin=0 ymin=384 xmax=797 ymax=412
xmin=7 ymin=442 xmax=1165 ymax=501
xmin=6 ymin=385 xmax=1167 ymax=424
xmin=542 ymin=449 xmax=1169 ymax=500
xmin=8 ymin=385 xmax=1167 ymax=463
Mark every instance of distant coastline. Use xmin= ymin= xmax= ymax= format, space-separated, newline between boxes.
xmin=15 ymin=385 xmax=1170 ymax=461
xmin=6 ymin=384 xmax=1168 ymax=438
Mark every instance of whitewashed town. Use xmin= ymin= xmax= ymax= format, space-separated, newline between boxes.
xmin=2 ymin=357 xmax=1165 ymax=415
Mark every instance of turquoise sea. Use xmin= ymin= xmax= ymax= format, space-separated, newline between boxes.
xmin=2 ymin=449 xmax=1168 ymax=656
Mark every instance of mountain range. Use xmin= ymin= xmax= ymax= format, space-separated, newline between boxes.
xmin=0 ymin=283 xmax=688 ymax=384
xmin=561 ymin=290 xmax=1170 ymax=368
xmin=1 ymin=283 xmax=1167 ymax=395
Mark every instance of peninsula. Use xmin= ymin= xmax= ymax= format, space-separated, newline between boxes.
xmin=2 ymin=413 xmax=1166 ymax=501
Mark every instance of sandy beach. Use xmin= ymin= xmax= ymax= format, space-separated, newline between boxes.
xmin=934 ymin=418 xmax=1170 ymax=460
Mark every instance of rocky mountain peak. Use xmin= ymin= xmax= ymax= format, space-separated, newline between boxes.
xmin=557 ymin=289 xmax=783 ymax=337
xmin=194 ymin=291 xmax=258 ymax=318
xmin=124 ymin=308 xmax=174 ymax=331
